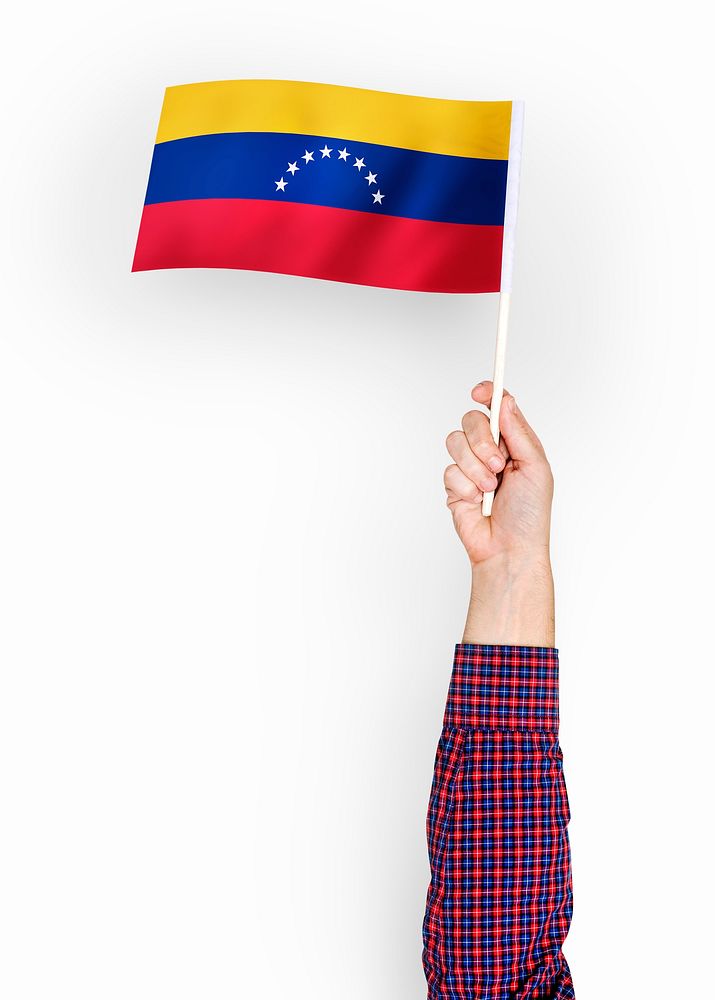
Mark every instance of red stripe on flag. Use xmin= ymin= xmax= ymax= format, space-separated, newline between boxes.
xmin=132 ymin=199 xmax=503 ymax=293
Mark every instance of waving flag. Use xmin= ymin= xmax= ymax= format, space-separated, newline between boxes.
xmin=132 ymin=80 xmax=523 ymax=294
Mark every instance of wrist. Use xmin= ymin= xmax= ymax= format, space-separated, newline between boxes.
xmin=463 ymin=551 xmax=555 ymax=647
xmin=469 ymin=546 xmax=552 ymax=576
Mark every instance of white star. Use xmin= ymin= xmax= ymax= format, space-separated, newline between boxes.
xmin=287 ymin=161 xmax=299 ymax=175
xmin=319 ymin=144 xmax=333 ymax=158
xmin=275 ymin=177 xmax=287 ymax=192
xmin=302 ymin=150 xmax=314 ymax=163
xmin=372 ymin=189 xmax=384 ymax=204
xmin=338 ymin=147 xmax=350 ymax=160
xmin=365 ymin=171 xmax=377 ymax=186
xmin=353 ymin=156 xmax=366 ymax=171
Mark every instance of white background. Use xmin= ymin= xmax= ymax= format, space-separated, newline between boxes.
xmin=1 ymin=2 xmax=712 ymax=997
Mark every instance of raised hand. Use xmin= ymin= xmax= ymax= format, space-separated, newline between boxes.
xmin=444 ymin=381 xmax=555 ymax=645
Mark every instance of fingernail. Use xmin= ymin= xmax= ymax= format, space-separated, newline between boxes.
xmin=473 ymin=381 xmax=486 ymax=389
xmin=508 ymin=396 xmax=518 ymax=413
xmin=488 ymin=456 xmax=503 ymax=472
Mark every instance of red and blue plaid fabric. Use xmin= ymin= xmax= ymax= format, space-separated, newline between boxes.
xmin=423 ymin=645 xmax=574 ymax=999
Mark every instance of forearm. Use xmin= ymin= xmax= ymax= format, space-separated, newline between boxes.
xmin=462 ymin=551 xmax=555 ymax=647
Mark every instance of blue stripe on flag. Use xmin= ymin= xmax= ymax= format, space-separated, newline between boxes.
xmin=144 ymin=132 xmax=508 ymax=226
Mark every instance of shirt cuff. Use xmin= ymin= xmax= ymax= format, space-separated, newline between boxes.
xmin=443 ymin=643 xmax=560 ymax=732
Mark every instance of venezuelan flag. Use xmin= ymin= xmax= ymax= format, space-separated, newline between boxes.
xmin=132 ymin=80 xmax=523 ymax=294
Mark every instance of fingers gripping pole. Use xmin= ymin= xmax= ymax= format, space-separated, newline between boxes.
xmin=482 ymin=292 xmax=511 ymax=517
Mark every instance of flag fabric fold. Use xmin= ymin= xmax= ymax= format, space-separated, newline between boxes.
xmin=132 ymin=80 xmax=523 ymax=294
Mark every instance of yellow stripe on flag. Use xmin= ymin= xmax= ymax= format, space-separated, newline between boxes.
xmin=155 ymin=80 xmax=513 ymax=160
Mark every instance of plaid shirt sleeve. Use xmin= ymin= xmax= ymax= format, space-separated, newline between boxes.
xmin=422 ymin=645 xmax=575 ymax=999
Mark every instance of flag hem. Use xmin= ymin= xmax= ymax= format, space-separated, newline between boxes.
xmin=499 ymin=101 xmax=524 ymax=293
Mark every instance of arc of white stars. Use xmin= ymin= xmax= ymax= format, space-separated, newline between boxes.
xmin=274 ymin=143 xmax=386 ymax=208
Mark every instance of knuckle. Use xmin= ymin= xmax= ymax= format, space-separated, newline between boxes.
xmin=443 ymin=463 xmax=458 ymax=485
xmin=461 ymin=409 xmax=486 ymax=433
xmin=445 ymin=430 xmax=463 ymax=451
xmin=474 ymin=438 xmax=495 ymax=457
xmin=460 ymin=409 xmax=477 ymax=432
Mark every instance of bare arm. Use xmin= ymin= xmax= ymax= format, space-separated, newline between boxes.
xmin=444 ymin=381 xmax=555 ymax=646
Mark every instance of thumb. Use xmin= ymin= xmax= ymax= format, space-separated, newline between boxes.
xmin=471 ymin=381 xmax=545 ymax=464
xmin=499 ymin=393 xmax=546 ymax=464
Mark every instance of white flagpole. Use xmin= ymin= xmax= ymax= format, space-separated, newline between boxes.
xmin=481 ymin=100 xmax=524 ymax=518
xmin=481 ymin=293 xmax=510 ymax=516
